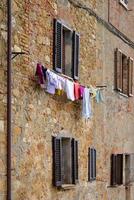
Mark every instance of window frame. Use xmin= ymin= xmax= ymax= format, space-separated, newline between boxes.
xmin=53 ymin=19 xmax=80 ymax=80
xmin=52 ymin=136 xmax=78 ymax=188
xmin=115 ymin=48 xmax=133 ymax=97
xmin=125 ymin=153 xmax=134 ymax=185
xmin=110 ymin=153 xmax=134 ymax=187
xmin=110 ymin=154 xmax=123 ymax=186
xmin=88 ymin=147 xmax=96 ymax=182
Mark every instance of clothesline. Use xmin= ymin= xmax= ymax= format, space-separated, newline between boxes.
xmin=35 ymin=63 xmax=104 ymax=119
xmin=49 ymin=69 xmax=106 ymax=93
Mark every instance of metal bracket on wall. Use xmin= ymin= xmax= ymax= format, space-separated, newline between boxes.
xmin=96 ymin=85 xmax=107 ymax=88
xmin=11 ymin=52 xmax=26 ymax=60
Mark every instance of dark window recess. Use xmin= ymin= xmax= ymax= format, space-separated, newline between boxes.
xmin=115 ymin=48 xmax=133 ymax=97
xmin=88 ymin=148 xmax=96 ymax=181
xmin=52 ymin=136 xmax=78 ymax=187
xmin=54 ymin=19 xmax=80 ymax=80
xmin=116 ymin=154 xmax=123 ymax=185
xmin=111 ymin=154 xmax=123 ymax=186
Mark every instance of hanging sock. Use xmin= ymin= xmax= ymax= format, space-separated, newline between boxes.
xmin=82 ymin=87 xmax=92 ymax=119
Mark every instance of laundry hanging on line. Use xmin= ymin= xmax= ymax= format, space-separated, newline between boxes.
xmin=35 ymin=63 xmax=104 ymax=119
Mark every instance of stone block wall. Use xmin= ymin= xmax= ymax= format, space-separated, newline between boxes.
xmin=0 ymin=0 xmax=134 ymax=199
xmin=96 ymin=0 xmax=134 ymax=200
xmin=0 ymin=1 xmax=7 ymax=200
xmin=11 ymin=0 xmax=98 ymax=200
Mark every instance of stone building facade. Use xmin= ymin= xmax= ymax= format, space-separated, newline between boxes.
xmin=0 ymin=0 xmax=134 ymax=200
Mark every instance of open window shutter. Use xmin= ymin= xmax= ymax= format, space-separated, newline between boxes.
xmin=111 ymin=154 xmax=117 ymax=186
xmin=93 ymin=149 xmax=96 ymax=180
xmin=116 ymin=154 xmax=123 ymax=185
xmin=125 ymin=154 xmax=131 ymax=185
xmin=72 ymin=138 xmax=78 ymax=184
xmin=122 ymin=55 xmax=128 ymax=95
xmin=54 ymin=19 xmax=62 ymax=73
xmin=128 ymin=57 xmax=133 ymax=97
xmin=115 ymin=48 xmax=123 ymax=92
xmin=52 ymin=137 xmax=62 ymax=187
xmin=72 ymin=31 xmax=80 ymax=80
xmin=88 ymin=148 xmax=94 ymax=181
xmin=129 ymin=154 xmax=134 ymax=183
xmin=88 ymin=148 xmax=90 ymax=181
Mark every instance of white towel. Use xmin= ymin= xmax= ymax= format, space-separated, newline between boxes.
xmin=65 ymin=79 xmax=75 ymax=101
xmin=82 ymin=88 xmax=92 ymax=119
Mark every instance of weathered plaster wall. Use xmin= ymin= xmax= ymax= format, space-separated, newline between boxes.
xmin=0 ymin=1 xmax=7 ymax=200
xmin=108 ymin=0 xmax=134 ymax=40
xmin=96 ymin=0 xmax=134 ymax=199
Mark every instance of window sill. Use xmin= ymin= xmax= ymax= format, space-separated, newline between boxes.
xmin=118 ymin=93 xmax=133 ymax=98
xmin=107 ymin=184 xmax=124 ymax=188
xmin=88 ymin=180 xmax=96 ymax=183
xmin=61 ymin=184 xmax=76 ymax=190
xmin=119 ymin=92 xmax=129 ymax=98
xmin=124 ymin=183 xmax=133 ymax=187
xmin=119 ymin=0 xmax=128 ymax=10
xmin=114 ymin=90 xmax=130 ymax=98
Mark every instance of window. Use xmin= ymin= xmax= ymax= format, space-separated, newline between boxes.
xmin=52 ymin=136 xmax=78 ymax=187
xmin=111 ymin=154 xmax=123 ymax=186
xmin=119 ymin=0 xmax=128 ymax=9
xmin=88 ymin=148 xmax=96 ymax=181
xmin=125 ymin=154 xmax=134 ymax=185
xmin=53 ymin=19 xmax=80 ymax=80
xmin=110 ymin=154 xmax=134 ymax=186
xmin=115 ymin=48 xmax=133 ymax=97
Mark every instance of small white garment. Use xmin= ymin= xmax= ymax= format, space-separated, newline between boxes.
xmin=46 ymin=70 xmax=58 ymax=94
xmin=82 ymin=87 xmax=92 ymax=119
xmin=57 ymin=76 xmax=66 ymax=91
xmin=65 ymin=79 xmax=75 ymax=101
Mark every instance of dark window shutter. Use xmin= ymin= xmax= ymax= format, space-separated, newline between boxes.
xmin=54 ymin=19 xmax=62 ymax=73
xmin=125 ymin=154 xmax=130 ymax=185
xmin=52 ymin=137 xmax=62 ymax=187
xmin=88 ymin=148 xmax=94 ymax=181
xmin=115 ymin=48 xmax=123 ymax=92
xmin=72 ymin=138 xmax=78 ymax=184
xmin=128 ymin=57 xmax=133 ymax=97
xmin=129 ymin=154 xmax=134 ymax=183
xmin=111 ymin=154 xmax=117 ymax=186
xmin=62 ymin=30 xmax=65 ymax=74
xmin=93 ymin=149 xmax=96 ymax=180
xmin=122 ymin=55 xmax=128 ymax=95
xmin=72 ymin=31 xmax=80 ymax=80
xmin=116 ymin=154 xmax=123 ymax=185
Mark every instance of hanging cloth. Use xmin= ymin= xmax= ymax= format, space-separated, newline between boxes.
xmin=74 ymin=82 xmax=80 ymax=100
xmin=96 ymin=89 xmax=104 ymax=103
xmin=65 ymin=79 xmax=75 ymax=101
xmin=79 ymin=85 xmax=85 ymax=99
xmin=35 ymin=63 xmax=44 ymax=85
xmin=46 ymin=69 xmax=58 ymax=95
xmin=82 ymin=87 xmax=92 ymax=119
